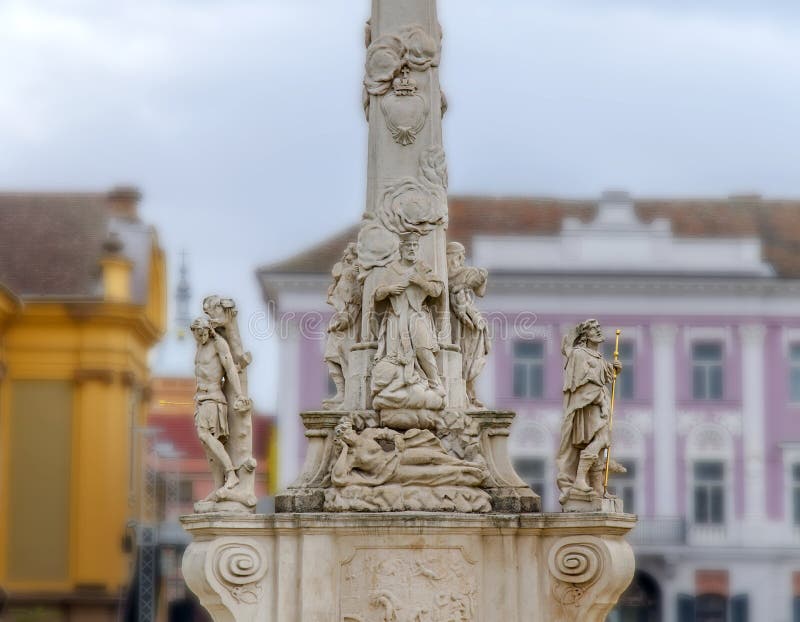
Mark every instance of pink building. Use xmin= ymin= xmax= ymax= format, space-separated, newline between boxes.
xmin=258 ymin=191 xmax=800 ymax=622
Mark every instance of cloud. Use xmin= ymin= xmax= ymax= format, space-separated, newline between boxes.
xmin=1 ymin=0 xmax=798 ymax=406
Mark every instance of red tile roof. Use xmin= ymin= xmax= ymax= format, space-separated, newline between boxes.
xmin=0 ymin=189 xmax=156 ymax=300
xmin=258 ymin=195 xmax=800 ymax=278
xmin=147 ymin=413 xmax=274 ymax=461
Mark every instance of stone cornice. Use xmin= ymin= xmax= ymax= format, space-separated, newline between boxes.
xmin=487 ymin=273 xmax=800 ymax=296
xmin=73 ymin=368 xmax=115 ymax=384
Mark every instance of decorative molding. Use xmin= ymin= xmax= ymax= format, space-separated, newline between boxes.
xmin=548 ymin=538 xmax=604 ymax=607
xmin=211 ymin=541 xmax=268 ymax=605
xmin=119 ymin=370 xmax=138 ymax=387
xmin=73 ymin=368 xmax=115 ymax=384
xmin=509 ymin=419 xmax=551 ymax=455
xmin=739 ymin=323 xmax=766 ymax=345
xmin=340 ymin=546 xmax=477 ymax=622
xmin=380 ymin=68 xmax=428 ymax=146
xmin=678 ymin=411 xmax=742 ymax=439
xmin=684 ymin=421 xmax=734 ymax=457
xmin=650 ymin=324 xmax=678 ymax=345
xmin=612 ymin=420 xmax=645 ymax=456
xmin=682 ymin=326 xmax=733 ymax=352
xmin=623 ymin=409 xmax=653 ymax=435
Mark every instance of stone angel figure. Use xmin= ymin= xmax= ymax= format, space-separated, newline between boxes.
xmin=446 ymin=242 xmax=490 ymax=408
xmin=191 ymin=315 xmax=251 ymax=495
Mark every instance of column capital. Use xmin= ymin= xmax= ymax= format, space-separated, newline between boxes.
xmin=650 ymin=323 xmax=678 ymax=344
xmin=739 ymin=323 xmax=767 ymax=345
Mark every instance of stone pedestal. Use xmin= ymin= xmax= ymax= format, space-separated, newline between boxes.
xmin=181 ymin=512 xmax=636 ymax=622
xmin=275 ymin=410 xmax=540 ymax=514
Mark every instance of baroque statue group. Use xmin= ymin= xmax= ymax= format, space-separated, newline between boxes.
xmin=179 ymin=6 xmax=636 ymax=621
xmin=189 ymin=15 xmax=628 ymax=516
xmin=190 ymin=259 xmax=628 ymax=515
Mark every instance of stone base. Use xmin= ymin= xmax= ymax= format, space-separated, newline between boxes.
xmin=324 ymin=484 xmax=492 ymax=512
xmin=181 ymin=512 xmax=636 ymax=622
xmin=562 ymin=490 xmax=624 ymax=513
xmin=485 ymin=485 xmax=541 ymax=513
xmin=277 ymin=409 xmax=542 ymax=514
xmin=378 ymin=408 xmax=441 ymax=430
xmin=194 ymin=487 xmax=257 ymax=514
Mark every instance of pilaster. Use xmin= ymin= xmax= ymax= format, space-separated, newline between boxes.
xmin=739 ymin=323 xmax=767 ymax=526
xmin=651 ymin=324 xmax=678 ymax=516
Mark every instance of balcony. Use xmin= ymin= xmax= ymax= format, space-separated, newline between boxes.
xmin=628 ymin=517 xmax=687 ymax=546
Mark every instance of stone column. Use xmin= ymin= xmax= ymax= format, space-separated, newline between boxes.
xmin=364 ymin=1 xmax=445 ymax=222
xmin=652 ymin=324 xmax=678 ymax=517
xmin=356 ymin=0 xmax=464 ymax=406
xmin=740 ymin=324 xmax=767 ymax=527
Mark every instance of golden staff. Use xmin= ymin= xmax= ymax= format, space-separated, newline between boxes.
xmin=603 ymin=329 xmax=621 ymax=495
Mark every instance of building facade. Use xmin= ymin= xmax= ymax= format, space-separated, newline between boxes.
xmin=0 ymin=189 xmax=167 ymax=621
xmin=259 ymin=191 xmax=800 ymax=622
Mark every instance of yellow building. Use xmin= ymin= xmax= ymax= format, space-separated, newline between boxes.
xmin=0 ymin=188 xmax=167 ymax=621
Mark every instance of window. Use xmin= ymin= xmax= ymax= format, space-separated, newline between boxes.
xmin=603 ymin=340 xmax=634 ymax=399
xmin=695 ymin=594 xmax=727 ymax=622
xmin=512 ymin=341 xmax=544 ymax=398
xmin=692 ymin=342 xmax=723 ymax=400
xmin=693 ymin=461 xmax=725 ymax=525
xmin=790 ymin=344 xmax=800 ymax=403
xmin=607 ymin=459 xmax=637 ymax=514
xmin=514 ymin=457 xmax=546 ymax=509
xmin=793 ymin=464 xmax=800 ymax=527
xmin=730 ymin=594 xmax=749 ymax=622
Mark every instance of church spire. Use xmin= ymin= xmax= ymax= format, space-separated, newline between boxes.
xmin=175 ymin=250 xmax=191 ymax=337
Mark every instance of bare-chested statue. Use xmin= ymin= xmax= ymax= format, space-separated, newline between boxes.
xmin=192 ymin=315 xmax=251 ymax=494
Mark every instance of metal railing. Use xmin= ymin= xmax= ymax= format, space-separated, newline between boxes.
xmin=628 ymin=516 xmax=687 ymax=546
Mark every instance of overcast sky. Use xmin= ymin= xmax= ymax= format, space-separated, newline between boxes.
xmin=1 ymin=0 xmax=799 ymax=408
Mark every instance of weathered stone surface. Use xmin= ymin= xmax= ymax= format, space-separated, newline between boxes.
xmin=180 ymin=512 xmax=636 ymax=622
xmin=190 ymin=297 xmax=257 ymax=514
xmin=324 ymin=483 xmax=492 ymax=512
xmin=276 ymin=409 xmax=540 ymax=514
xmin=557 ymin=319 xmax=626 ymax=512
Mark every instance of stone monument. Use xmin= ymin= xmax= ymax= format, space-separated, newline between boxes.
xmin=181 ymin=2 xmax=636 ymax=620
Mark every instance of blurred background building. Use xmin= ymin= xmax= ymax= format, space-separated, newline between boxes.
xmin=0 ymin=188 xmax=167 ymax=621
xmin=259 ymin=190 xmax=800 ymax=622
xmin=0 ymin=191 xmax=277 ymax=622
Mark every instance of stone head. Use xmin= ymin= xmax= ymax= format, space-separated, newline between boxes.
xmin=399 ymin=233 xmax=420 ymax=263
xmin=191 ymin=316 xmax=213 ymax=345
xmin=575 ymin=319 xmax=604 ymax=346
xmin=202 ymin=295 xmax=236 ymax=327
xmin=446 ymin=241 xmax=465 ymax=271
xmin=343 ymin=243 xmax=357 ymax=265
xmin=334 ymin=419 xmax=357 ymax=446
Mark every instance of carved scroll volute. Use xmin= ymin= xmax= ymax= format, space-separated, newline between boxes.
xmin=545 ymin=535 xmax=635 ymax=622
xmin=183 ymin=538 xmax=269 ymax=622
